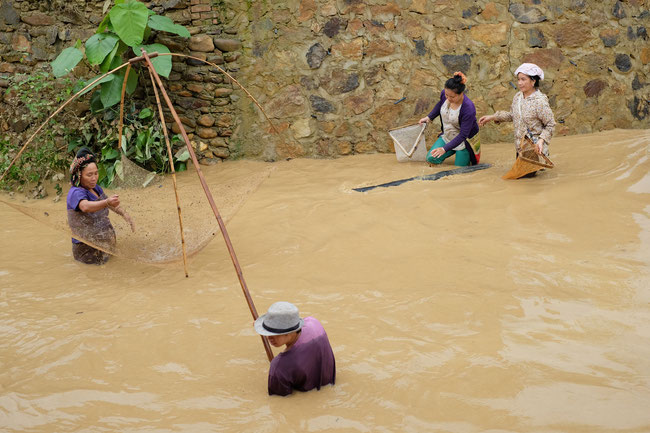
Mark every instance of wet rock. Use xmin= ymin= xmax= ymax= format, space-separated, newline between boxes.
xmin=200 ymin=157 xmax=220 ymax=166
xmin=0 ymin=62 xmax=16 ymax=73
xmin=31 ymin=40 xmax=53 ymax=61
xmin=470 ymin=22 xmax=508 ymax=46
xmin=527 ymin=28 xmax=547 ymax=48
xmin=210 ymin=146 xmax=230 ymax=159
xmin=213 ymin=38 xmax=242 ymax=52
xmin=627 ymin=26 xmax=637 ymax=40
xmin=11 ymin=32 xmax=30 ymax=52
xmin=366 ymin=40 xmax=395 ymax=57
xmin=197 ymin=114 xmax=215 ymax=127
xmin=0 ymin=1 xmax=19 ymax=26
xmin=370 ymin=3 xmax=401 ymax=21
xmin=216 ymin=114 xmax=232 ymax=128
xmin=337 ymin=141 xmax=353 ymax=155
xmin=410 ymin=0 xmax=427 ymax=14
xmin=355 ymin=141 xmax=376 ymax=154
xmin=331 ymin=38 xmax=363 ymax=60
xmin=627 ymin=96 xmax=648 ymax=120
xmin=612 ymin=1 xmax=626 ymax=19
xmin=599 ymin=29 xmax=619 ymax=47
xmin=509 ymin=3 xmax=547 ymax=24
xmin=615 ymin=53 xmax=632 ymax=72
xmin=163 ymin=0 xmax=187 ymax=10
xmin=266 ymin=84 xmax=307 ymax=118
xmin=196 ymin=127 xmax=217 ymax=139
xmin=298 ymin=0 xmax=316 ymax=22
xmin=276 ymin=140 xmax=305 ymax=159
xmin=11 ymin=117 xmax=29 ymax=133
xmin=554 ymin=21 xmax=591 ymax=48
xmin=631 ymin=74 xmax=646 ymax=91
xmin=306 ymin=43 xmax=327 ymax=69
xmin=300 ymin=76 xmax=319 ymax=90
xmin=569 ymin=0 xmax=586 ymax=11
xmin=462 ymin=6 xmax=480 ymax=18
xmin=323 ymin=17 xmax=347 ymax=38
xmin=309 ymin=95 xmax=336 ymax=113
xmin=414 ymin=39 xmax=426 ymax=56
xmin=641 ymin=48 xmax=650 ymax=65
xmin=291 ymin=118 xmax=311 ymax=138
xmin=583 ymin=79 xmax=607 ymax=97
xmin=481 ymin=2 xmax=499 ymax=20
xmin=441 ymin=54 xmax=471 ymax=74
xmin=322 ymin=70 xmax=359 ymax=95
xmin=214 ymin=87 xmax=232 ymax=97
xmin=523 ymin=48 xmax=564 ymax=70
xmin=21 ymin=12 xmax=54 ymax=26
xmin=582 ymin=53 xmax=608 ymax=74
xmin=365 ymin=65 xmax=385 ymax=86
xmin=156 ymin=35 xmax=186 ymax=52
xmin=224 ymin=52 xmax=240 ymax=63
xmin=189 ymin=34 xmax=214 ymax=52
xmin=343 ymin=89 xmax=374 ymax=115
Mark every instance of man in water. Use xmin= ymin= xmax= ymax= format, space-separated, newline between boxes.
xmin=254 ymin=302 xmax=335 ymax=396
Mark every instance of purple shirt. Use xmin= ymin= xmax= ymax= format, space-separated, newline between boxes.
xmin=427 ymin=90 xmax=480 ymax=152
xmin=66 ymin=185 xmax=110 ymax=244
xmin=268 ymin=316 xmax=336 ymax=396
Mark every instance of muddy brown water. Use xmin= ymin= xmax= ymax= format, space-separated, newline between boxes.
xmin=1 ymin=129 xmax=649 ymax=432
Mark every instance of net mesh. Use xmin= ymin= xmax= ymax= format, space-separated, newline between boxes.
xmin=2 ymin=159 xmax=274 ymax=265
xmin=502 ymin=135 xmax=554 ymax=179
xmin=389 ymin=123 xmax=427 ymax=162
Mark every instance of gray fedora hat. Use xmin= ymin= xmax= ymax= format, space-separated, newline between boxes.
xmin=254 ymin=302 xmax=304 ymax=336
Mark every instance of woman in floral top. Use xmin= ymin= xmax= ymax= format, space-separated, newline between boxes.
xmin=479 ymin=63 xmax=555 ymax=157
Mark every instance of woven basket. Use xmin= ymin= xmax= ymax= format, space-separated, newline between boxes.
xmin=502 ymin=135 xmax=554 ymax=179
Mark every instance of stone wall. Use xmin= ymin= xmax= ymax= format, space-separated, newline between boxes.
xmin=1 ymin=0 xmax=649 ymax=164
xmin=225 ymin=0 xmax=649 ymax=160
xmin=0 ymin=0 xmax=243 ymax=164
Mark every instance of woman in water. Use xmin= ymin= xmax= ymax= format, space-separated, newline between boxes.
xmin=66 ymin=148 xmax=134 ymax=264
xmin=478 ymin=63 xmax=555 ymax=158
xmin=418 ymin=71 xmax=480 ymax=166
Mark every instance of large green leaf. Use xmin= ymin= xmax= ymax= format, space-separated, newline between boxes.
xmin=100 ymin=70 xmax=127 ymax=108
xmin=79 ymin=73 xmax=115 ymax=96
xmin=99 ymin=41 xmax=120 ymax=73
xmin=51 ymin=46 xmax=83 ymax=77
xmin=148 ymin=15 xmax=190 ymax=38
xmin=85 ymin=33 xmax=119 ymax=65
xmin=133 ymin=44 xmax=171 ymax=78
xmin=125 ymin=68 xmax=139 ymax=94
xmin=109 ymin=1 xmax=149 ymax=47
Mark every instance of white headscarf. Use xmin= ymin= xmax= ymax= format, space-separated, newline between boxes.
xmin=515 ymin=63 xmax=544 ymax=81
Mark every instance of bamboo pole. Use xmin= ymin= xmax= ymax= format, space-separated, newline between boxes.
xmin=117 ymin=63 xmax=132 ymax=153
xmin=140 ymin=50 xmax=274 ymax=362
xmin=0 ymin=62 xmax=130 ymax=183
xmin=146 ymin=66 xmax=189 ymax=277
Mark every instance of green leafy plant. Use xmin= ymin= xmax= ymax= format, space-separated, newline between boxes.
xmin=0 ymin=73 xmax=80 ymax=192
xmin=51 ymin=0 xmax=190 ymax=111
xmin=67 ymin=103 xmax=191 ymax=187
xmin=48 ymin=0 xmax=192 ymax=187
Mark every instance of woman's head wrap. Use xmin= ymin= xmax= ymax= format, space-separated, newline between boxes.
xmin=69 ymin=147 xmax=97 ymax=187
xmin=515 ymin=63 xmax=544 ymax=80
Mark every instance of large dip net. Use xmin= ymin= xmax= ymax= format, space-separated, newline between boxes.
xmin=2 ymin=160 xmax=273 ymax=265
xmin=389 ymin=123 xmax=428 ymax=162
xmin=502 ymin=135 xmax=554 ymax=179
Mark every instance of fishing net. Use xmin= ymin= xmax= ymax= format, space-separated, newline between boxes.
xmin=502 ymin=135 xmax=554 ymax=180
xmin=2 ymin=159 xmax=274 ymax=265
xmin=389 ymin=123 xmax=428 ymax=162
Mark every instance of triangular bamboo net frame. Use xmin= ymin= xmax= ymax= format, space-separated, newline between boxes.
xmin=0 ymin=50 xmax=281 ymax=361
